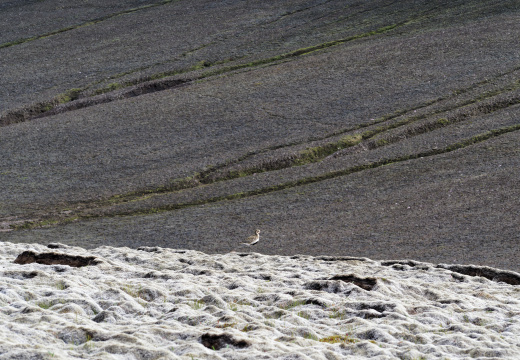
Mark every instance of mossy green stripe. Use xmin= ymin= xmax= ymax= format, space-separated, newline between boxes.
xmin=200 ymin=23 xmax=404 ymax=79
xmin=112 ymin=123 xmax=520 ymax=216
xmin=12 ymin=123 xmax=519 ymax=231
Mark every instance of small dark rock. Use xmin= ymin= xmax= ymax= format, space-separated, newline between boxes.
xmin=47 ymin=243 xmax=70 ymax=249
xmin=437 ymin=264 xmax=520 ymax=286
xmin=330 ymin=274 xmax=377 ymax=291
xmin=439 ymin=299 xmax=462 ymax=304
xmin=137 ymin=246 xmax=163 ymax=253
xmin=200 ymin=333 xmax=250 ymax=350
xmin=92 ymin=311 xmax=110 ymax=323
xmin=304 ymin=280 xmax=345 ymax=293
xmin=356 ymin=302 xmax=395 ymax=313
xmin=381 ymin=260 xmax=430 ymax=270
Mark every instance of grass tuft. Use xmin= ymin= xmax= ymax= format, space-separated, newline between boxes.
xmin=189 ymin=299 xmax=205 ymax=310
xmin=241 ymin=324 xmax=254 ymax=332
xmin=319 ymin=334 xmax=359 ymax=344
xmin=279 ymin=300 xmax=306 ymax=310
xmin=37 ymin=301 xmax=52 ymax=309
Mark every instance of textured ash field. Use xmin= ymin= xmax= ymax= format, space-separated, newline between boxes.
xmin=1 ymin=1 xmax=519 ymax=271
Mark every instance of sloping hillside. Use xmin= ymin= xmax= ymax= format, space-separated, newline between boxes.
xmin=1 ymin=0 xmax=519 ymax=271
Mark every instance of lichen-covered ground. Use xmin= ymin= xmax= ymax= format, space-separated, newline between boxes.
xmin=1 ymin=242 xmax=520 ymax=359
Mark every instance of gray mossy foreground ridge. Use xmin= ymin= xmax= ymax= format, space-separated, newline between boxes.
xmin=1 ymin=242 xmax=520 ymax=359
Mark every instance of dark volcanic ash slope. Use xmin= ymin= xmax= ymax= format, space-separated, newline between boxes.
xmin=1 ymin=1 xmax=519 ymax=271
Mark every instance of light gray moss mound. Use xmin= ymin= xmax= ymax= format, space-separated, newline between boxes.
xmin=1 ymin=242 xmax=519 ymax=359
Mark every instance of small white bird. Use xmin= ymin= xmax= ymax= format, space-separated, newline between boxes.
xmin=241 ymin=229 xmax=261 ymax=246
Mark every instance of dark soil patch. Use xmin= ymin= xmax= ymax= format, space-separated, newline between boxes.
xmin=13 ymin=251 xmax=100 ymax=267
xmin=330 ymin=275 xmax=377 ymax=291
xmin=200 ymin=333 xmax=250 ymax=350
xmin=437 ymin=265 xmax=520 ymax=286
